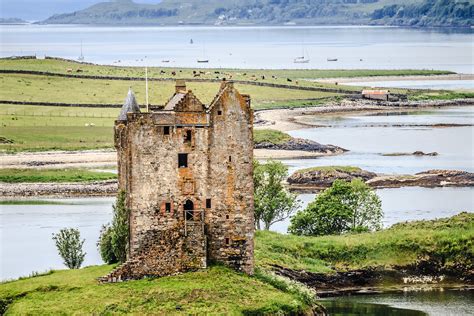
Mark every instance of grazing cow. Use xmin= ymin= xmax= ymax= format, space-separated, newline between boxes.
xmin=171 ymin=71 xmax=176 ymax=76
xmin=287 ymin=78 xmax=292 ymax=82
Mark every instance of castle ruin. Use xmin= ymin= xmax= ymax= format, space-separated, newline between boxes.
xmin=104 ymin=80 xmax=254 ymax=281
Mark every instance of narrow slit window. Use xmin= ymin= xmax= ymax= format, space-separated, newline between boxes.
xmin=184 ymin=130 xmax=192 ymax=142
xmin=225 ymin=238 xmax=230 ymax=245
xmin=226 ymin=215 xmax=230 ymax=220
xmin=163 ymin=126 xmax=170 ymax=135
xmin=206 ymin=198 xmax=212 ymax=209
xmin=228 ymin=156 xmax=232 ymax=162
xmin=165 ymin=203 xmax=171 ymax=213
xmin=178 ymin=153 xmax=188 ymax=168
xmin=217 ymin=110 xmax=222 ymax=116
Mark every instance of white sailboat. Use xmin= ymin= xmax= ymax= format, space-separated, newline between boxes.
xmin=294 ymin=42 xmax=310 ymax=63
xmin=78 ymin=41 xmax=84 ymax=62
xmin=197 ymin=44 xmax=209 ymax=63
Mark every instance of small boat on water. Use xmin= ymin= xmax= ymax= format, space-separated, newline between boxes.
xmin=294 ymin=57 xmax=310 ymax=63
xmin=294 ymin=41 xmax=310 ymax=63
xmin=78 ymin=40 xmax=84 ymax=62
xmin=162 ymin=60 xmax=170 ymax=63
xmin=197 ymin=44 xmax=209 ymax=63
xmin=327 ymin=58 xmax=338 ymax=62
xmin=190 ymin=39 xmax=194 ymax=44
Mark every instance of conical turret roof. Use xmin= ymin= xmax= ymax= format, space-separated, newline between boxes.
xmin=118 ymin=88 xmax=140 ymax=121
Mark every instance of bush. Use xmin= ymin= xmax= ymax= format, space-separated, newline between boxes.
xmin=98 ymin=225 xmax=117 ymax=264
xmin=289 ymin=179 xmax=382 ymax=236
xmin=98 ymin=190 xmax=129 ymax=263
xmin=52 ymin=228 xmax=86 ymax=269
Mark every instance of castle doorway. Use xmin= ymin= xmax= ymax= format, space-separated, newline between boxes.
xmin=184 ymin=200 xmax=194 ymax=221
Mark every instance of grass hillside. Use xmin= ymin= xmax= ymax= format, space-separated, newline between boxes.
xmin=0 ymin=266 xmax=314 ymax=315
xmin=1 ymin=213 xmax=472 ymax=314
xmin=255 ymin=212 xmax=474 ymax=273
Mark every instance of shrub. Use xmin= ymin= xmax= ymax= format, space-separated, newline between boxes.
xmin=52 ymin=228 xmax=86 ymax=269
xmin=98 ymin=190 xmax=129 ymax=263
xmin=289 ymin=179 xmax=382 ymax=236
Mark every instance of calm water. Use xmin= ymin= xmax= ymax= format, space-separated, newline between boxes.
xmin=1 ymin=186 xmax=473 ymax=281
xmin=1 ymin=25 xmax=473 ymax=72
xmin=0 ymin=198 xmax=113 ymax=281
xmin=320 ymin=289 xmax=474 ymax=316
xmin=343 ymin=79 xmax=474 ymax=90
xmin=287 ymin=107 xmax=474 ymax=174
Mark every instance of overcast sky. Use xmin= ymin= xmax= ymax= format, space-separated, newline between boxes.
xmin=0 ymin=0 xmax=160 ymax=21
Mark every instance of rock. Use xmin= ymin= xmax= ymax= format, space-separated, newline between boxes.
xmin=367 ymin=169 xmax=474 ymax=188
xmin=288 ymin=166 xmax=376 ymax=189
xmin=412 ymin=151 xmax=438 ymax=156
xmin=255 ymin=137 xmax=347 ymax=155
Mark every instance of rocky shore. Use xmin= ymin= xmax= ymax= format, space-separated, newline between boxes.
xmin=255 ymin=137 xmax=347 ymax=156
xmin=288 ymin=167 xmax=474 ymax=191
xmin=272 ymin=260 xmax=473 ymax=297
xmin=0 ymin=180 xmax=118 ymax=197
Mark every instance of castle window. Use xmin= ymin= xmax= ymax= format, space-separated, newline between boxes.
xmin=184 ymin=200 xmax=194 ymax=221
xmin=206 ymin=198 xmax=212 ymax=209
xmin=178 ymin=153 xmax=188 ymax=168
xmin=184 ymin=130 xmax=192 ymax=143
xmin=163 ymin=126 xmax=170 ymax=135
xmin=225 ymin=238 xmax=230 ymax=245
xmin=217 ymin=110 xmax=222 ymax=116
xmin=165 ymin=203 xmax=171 ymax=213
xmin=228 ymin=156 xmax=232 ymax=162
xmin=226 ymin=215 xmax=230 ymax=220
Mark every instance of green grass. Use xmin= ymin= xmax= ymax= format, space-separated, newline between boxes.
xmin=0 ymin=266 xmax=312 ymax=315
xmin=0 ymin=58 xmax=453 ymax=82
xmin=0 ymin=126 xmax=114 ymax=152
xmin=0 ymin=73 xmax=338 ymax=108
xmin=0 ymin=200 xmax=69 ymax=205
xmin=295 ymin=166 xmax=363 ymax=174
xmin=254 ymin=129 xmax=292 ymax=145
xmin=0 ymin=168 xmax=117 ymax=183
xmin=1 ymin=213 xmax=471 ymax=314
xmin=410 ymin=91 xmax=474 ymax=101
xmin=255 ymin=212 xmax=474 ymax=273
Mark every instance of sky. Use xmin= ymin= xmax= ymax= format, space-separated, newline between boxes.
xmin=0 ymin=0 xmax=161 ymax=21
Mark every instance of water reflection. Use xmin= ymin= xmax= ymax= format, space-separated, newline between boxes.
xmin=321 ymin=289 xmax=474 ymax=316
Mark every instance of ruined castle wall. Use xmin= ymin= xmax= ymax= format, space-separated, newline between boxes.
xmin=120 ymin=113 xmax=209 ymax=274
xmin=206 ymin=86 xmax=255 ymax=274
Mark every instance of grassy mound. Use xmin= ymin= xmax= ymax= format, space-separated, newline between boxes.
xmin=254 ymin=129 xmax=292 ymax=145
xmin=0 ymin=168 xmax=117 ymax=183
xmin=255 ymin=212 xmax=474 ymax=273
xmin=0 ymin=266 xmax=312 ymax=315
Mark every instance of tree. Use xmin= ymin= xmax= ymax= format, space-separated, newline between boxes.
xmin=288 ymin=179 xmax=382 ymax=236
xmin=98 ymin=190 xmax=130 ymax=263
xmin=52 ymin=228 xmax=86 ymax=269
xmin=254 ymin=160 xmax=300 ymax=230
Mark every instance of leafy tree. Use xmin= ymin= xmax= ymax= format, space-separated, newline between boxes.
xmin=52 ymin=228 xmax=86 ymax=269
xmin=254 ymin=160 xmax=300 ymax=230
xmin=288 ymin=179 xmax=382 ymax=236
xmin=98 ymin=190 xmax=129 ymax=263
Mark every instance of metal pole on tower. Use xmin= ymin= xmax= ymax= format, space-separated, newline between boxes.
xmin=145 ymin=66 xmax=149 ymax=112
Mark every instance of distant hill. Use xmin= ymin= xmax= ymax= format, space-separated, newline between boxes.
xmin=0 ymin=18 xmax=29 ymax=25
xmin=41 ymin=0 xmax=473 ymax=27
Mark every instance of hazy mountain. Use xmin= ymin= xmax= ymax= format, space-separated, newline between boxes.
xmin=40 ymin=0 xmax=473 ymax=27
xmin=0 ymin=0 xmax=161 ymax=21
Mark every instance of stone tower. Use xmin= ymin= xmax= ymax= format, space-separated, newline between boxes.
xmin=105 ymin=80 xmax=254 ymax=281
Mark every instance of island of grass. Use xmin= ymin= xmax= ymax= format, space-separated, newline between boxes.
xmin=0 ymin=168 xmax=117 ymax=183
xmin=1 ymin=213 xmax=472 ymax=314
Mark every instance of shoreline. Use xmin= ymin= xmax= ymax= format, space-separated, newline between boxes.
xmin=312 ymin=73 xmax=474 ymax=84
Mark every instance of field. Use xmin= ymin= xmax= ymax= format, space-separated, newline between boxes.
xmin=0 ymin=168 xmax=116 ymax=183
xmin=1 ymin=213 xmax=471 ymax=314
xmin=0 ymin=57 xmax=467 ymax=153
